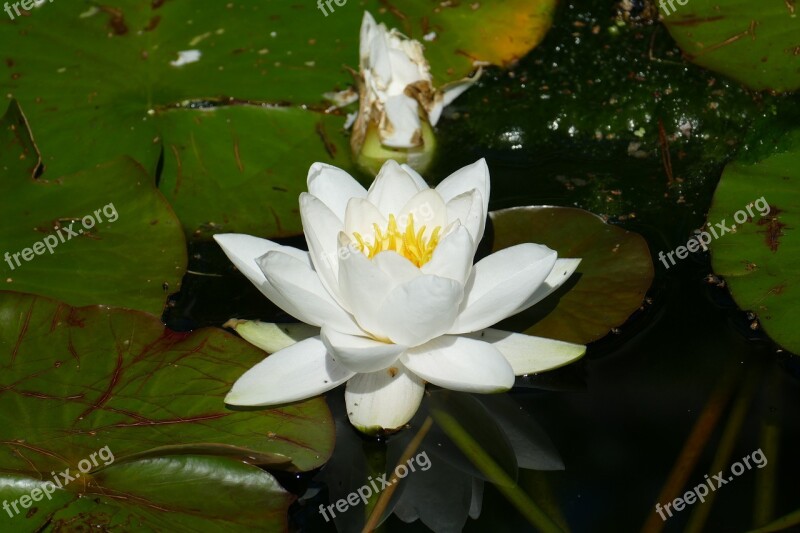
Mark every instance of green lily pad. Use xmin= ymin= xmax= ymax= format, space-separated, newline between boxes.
xmin=0 ymin=100 xmax=186 ymax=316
xmin=490 ymin=206 xmax=654 ymax=344
xmin=0 ymin=0 xmax=555 ymax=238
xmin=708 ymin=130 xmax=800 ymax=354
xmin=662 ymin=0 xmax=800 ymax=92
xmin=158 ymin=106 xmax=352 ymax=239
xmin=0 ymin=291 xmax=334 ymax=531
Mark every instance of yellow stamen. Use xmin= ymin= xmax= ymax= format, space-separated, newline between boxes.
xmin=352 ymin=213 xmax=441 ymax=267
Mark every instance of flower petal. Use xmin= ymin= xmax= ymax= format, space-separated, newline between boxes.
xmin=321 ymin=325 xmax=406 ymax=373
xmin=367 ymin=159 xmax=423 ymax=216
xmin=421 ymin=225 xmax=473 ymax=284
xmin=401 ymin=335 xmax=514 ymax=393
xmin=465 ymin=329 xmax=586 ymax=375
xmin=400 ymin=163 xmax=430 ymax=190
xmin=381 ymin=94 xmax=423 ymax=149
xmin=445 ymin=188 xmax=485 ymax=249
xmin=300 ymin=193 xmax=347 ymax=306
xmin=513 ymin=258 xmax=582 ymax=314
xmin=450 ymin=244 xmax=557 ymax=334
xmin=397 ymin=187 xmax=447 ymax=239
xmin=338 ymin=238 xmax=394 ymax=337
xmin=225 ymin=337 xmax=354 ymax=406
xmin=214 ymin=234 xmax=312 ymax=321
xmin=345 ymin=364 xmax=425 ymax=434
xmin=435 ymin=159 xmax=490 ymax=225
xmin=307 ymin=163 xmax=367 ymax=222
xmin=427 ymin=70 xmax=482 ymax=125
xmin=344 ymin=197 xmax=388 ymax=240
xmin=373 ymin=251 xmax=421 ymax=285
xmin=225 ymin=320 xmax=319 ymax=354
xmin=378 ymin=275 xmax=463 ymax=346
xmin=258 ymin=251 xmax=364 ymax=335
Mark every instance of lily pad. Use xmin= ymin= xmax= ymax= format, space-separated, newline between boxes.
xmin=0 ymin=291 xmax=334 ymax=531
xmin=708 ymin=130 xmax=800 ymax=354
xmin=0 ymin=0 xmax=555 ymax=238
xmin=158 ymin=106 xmax=352 ymax=239
xmin=0 ymin=101 xmax=186 ymax=316
xmin=662 ymin=0 xmax=800 ymax=92
xmin=490 ymin=207 xmax=653 ymax=344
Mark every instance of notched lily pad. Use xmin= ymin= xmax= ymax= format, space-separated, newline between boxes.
xmin=0 ymin=100 xmax=186 ymax=316
xmin=0 ymin=291 xmax=334 ymax=531
xmin=489 ymin=206 xmax=654 ymax=344
xmin=708 ymin=129 xmax=800 ymax=354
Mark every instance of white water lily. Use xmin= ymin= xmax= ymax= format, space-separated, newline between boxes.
xmin=215 ymin=159 xmax=585 ymax=434
xmin=349 ymin=12 xmax=479 ymax=173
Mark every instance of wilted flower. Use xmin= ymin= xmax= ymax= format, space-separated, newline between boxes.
xmin=216 ymin=159 xmax=584 ymax=434
xmin=349 ymin=12 xmax=479 ymax=174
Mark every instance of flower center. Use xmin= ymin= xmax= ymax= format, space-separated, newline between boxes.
xmin=352 ymin=213 xmax=441 ymax=267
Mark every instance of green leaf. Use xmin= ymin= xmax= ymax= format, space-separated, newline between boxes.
xmin=0 ymin=101 xmax=186 ymax=316
xmin=662 ymin=0 xmax=800 ymax=92
xmin=0 ymin=0 xmax=555 ymax=238
xmin=490 ymin=206 xmax=654 ymax=344
xmin=158 ymin=106 xmax=353 ymax=239
xmin=0 ymin=291 xmax=334 ymax=530
xmin=708 ymin=130 xmax=800 ymax=354
xmin=7 ymin=456 xmax=293 ymax=532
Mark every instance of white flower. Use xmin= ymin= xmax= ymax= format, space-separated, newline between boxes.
xmin=350 ymin=12 xmax=479 ymax=156
xmin=215 ymin=159 xmax=585 ymax=434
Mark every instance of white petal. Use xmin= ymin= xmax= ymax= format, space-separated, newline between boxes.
xmin=344 ymin=197 xmax=387 ymax=240
xmin=397 ymin=187 xmax=447 ymax=239
xmin=421 ymin=225 xmax=473 ymax=284
xmin=225 ymin=337 xmax=354 ymax=406
xmin=465 ymin=329 xmax=585 ymax=375
xmin=380 ymin=94 xmax=422 ymax=148
xmin=400 ymin=163 xmax=430 ymax=190
xmin=450 ymin=244 xmax=557 ymax=334
xmin=378 ymin=275 xmax=463 ymax=346
xmin=300 ymin=193 xmax=347 ymax=306
xmin=321 ymin=325 xmax=406 ymax=373
xmin=427 ymin=70 xmax=482 ymax=125
xmin=257 ymin=251 xmax=363 ymax=335
xmin=445 ymin=188 xmax=485 ymax=248
xmin=345 ymin=365 xmax=425 ymax=434
xmin=359 ymin=12 xmax=379 ymax=64
xmin=338 ymin=240 xmax=394 ymax=337
xmin=368 ymin=159 xmax=425 ymax=217
xmin=225 ymin=320 xmax=319 ymax=354
xmin=401 ymin=336 xmax=515 ymax=393
xmin=513 ymin=258 xmax=582 ymax=314
xmin=214 ymin=234 xmax=312 ymax=321
xmin=387 ymin=46 xmax=427 ymax=89
xmin=307 ymin=163 xmax=367 ymax=222
xmin=435 ymin=159 xmax=490 ymax=227
xmin=373 ymin=251 xmax=421 ymax=285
